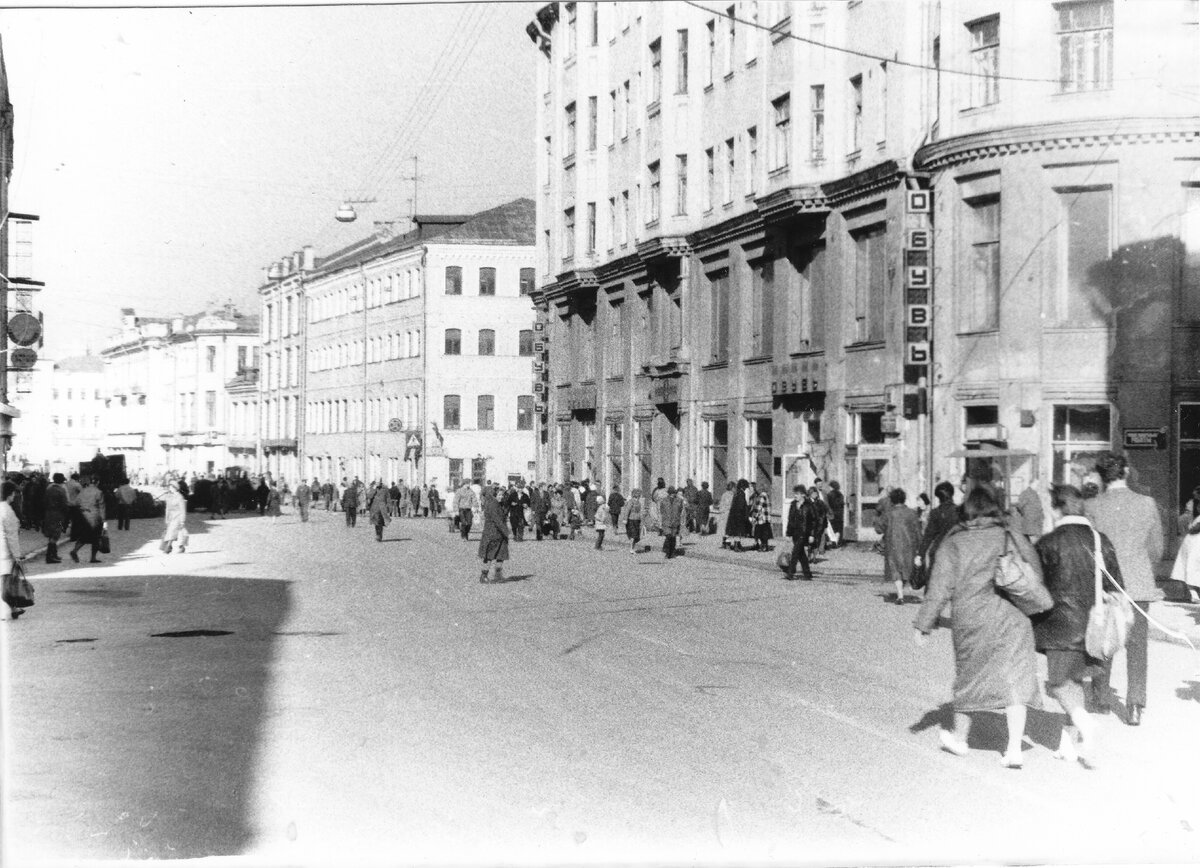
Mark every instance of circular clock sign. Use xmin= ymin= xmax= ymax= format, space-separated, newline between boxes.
xmin=7 ymin=313 xmax=41 ymax=347
xmin=10 ymin=347 xmax=38 ymax=369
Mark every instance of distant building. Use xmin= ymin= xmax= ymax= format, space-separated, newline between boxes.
xmin=258 ymin=198 xmax=538 ymax=491
xmin=526 ymin=0 xmax=1200 ymax=539
xmin=100 ymin=306 xmax=261 ymax=479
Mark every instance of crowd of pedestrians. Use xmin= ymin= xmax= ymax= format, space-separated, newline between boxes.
xmin=908 ymin=451 xmax=1167 ymax=770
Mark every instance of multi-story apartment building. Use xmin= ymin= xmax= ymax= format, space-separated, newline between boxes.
xmin=526 ymin=0 xmax=1199 ymax=540
xmin=259 ymin=198 xmax=538 ymax=490
xmin=100 ymin=306 xmax=261 ymax=479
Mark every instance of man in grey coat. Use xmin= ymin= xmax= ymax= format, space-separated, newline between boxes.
xmin=1084 ymin=452 xmax=1164 ymax=726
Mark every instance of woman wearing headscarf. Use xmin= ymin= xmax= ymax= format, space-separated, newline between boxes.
xmin=913 ymin=485 xmax=1043 ymax=769
xmin=749 ymin=484 xmax=773 ymax=552
xmin=478 ymin=485 xmax=511 ymax=583
xmin=619 ymin=488 xmax=647 ymax=554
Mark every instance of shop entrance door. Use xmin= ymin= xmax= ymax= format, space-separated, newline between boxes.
xmin=1179 ymin=403 xmax=1200 ymax=512
xmin=844 ymin=445 xmax=891 ymax=541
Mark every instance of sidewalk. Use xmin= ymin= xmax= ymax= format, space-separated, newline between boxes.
xmin=673 ymin=529 xmax=1200 ymax=651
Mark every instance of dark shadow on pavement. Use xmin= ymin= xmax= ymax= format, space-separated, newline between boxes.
xmin=493 ymin=574 xmax=533 ymax=584
xmin=1175 ymin=680 xmax=1200 ymax=703
xmin=909 ymin=702 xmax=954 ymax=734
xmin=5 ymin=571 xmax=292 ymax=861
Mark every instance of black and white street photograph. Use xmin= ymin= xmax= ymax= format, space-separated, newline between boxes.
xmin=1 ymin=1 xmax=1199 ymax=865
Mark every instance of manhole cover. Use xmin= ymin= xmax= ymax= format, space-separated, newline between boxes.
xmin=56 ymin=638 xmax=98 ymax=644
xmin=150 ymin=629 xmax=234 ymax=638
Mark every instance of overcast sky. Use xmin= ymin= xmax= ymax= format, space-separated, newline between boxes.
xmin=2 ymin=1 xmax=539 ymax=360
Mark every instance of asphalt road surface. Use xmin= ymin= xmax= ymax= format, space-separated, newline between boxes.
xmin=5 ymin=507 xmax=1200 ymax=865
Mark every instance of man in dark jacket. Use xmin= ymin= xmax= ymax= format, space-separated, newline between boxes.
xmin=42 ymin=473 xmax=69 ymax=563
xmin=825 ymin=481 xmax=845 ymax=547
xmin=1034 ymin=484 xmax=1123 ymax=766
xmin=341 ymin=482 xmax=359 ymax=527
xmin=784 ymin=484 xmax=816 ymax=580
xmin=607 ymin=485 xmax=626 ymax=530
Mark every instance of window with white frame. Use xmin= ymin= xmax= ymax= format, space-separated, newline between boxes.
xmin=1182 ymin=186 xmax=1200 ymax=321
xmin=647 ymin=163 xmax=660 ymax=224
xmin=676 ymin=28 xmax=689 ymax=93
xmin=587 ymin=95 xmax=598 ymax=150
xmin=705 ymin=19 xmax=716 ymax=86
xmin=746 ymin=126 xmax=757 ymax=195
xmin=675 ymin=154 xmax=688 ymax=215
xmin=649 ymin=38 xmax=662 ymax=104
xmin=725 ymin=5 xmax=736 ymax=75
xmin=1056 ymin=1 xmax=1113 ymax=93
xmin=771 ymin=93 xmax=790 ymax=171
xmin=810 ymin=85 xmax=825 ymax=161
xmin=565 ymin=102 xmax=577 ymax=157
xmin=723 ymin=138 xmax=735 ymax=204
xmin=850 ymin=75 xmax=863 ymax=151
xmin=967 ymin=16 xmax=1000 ymax=106
xmin=564 ymin=207 xmax=576 ymax=259
xmin=744 ymin=417 xmax=773 ymax=493
xmin=963 ymin=195 xmax=1000 ymax=331
xmin=1052 ymin=404 xmax=1111 ymax=485
xmin=1056 ymin=187 xmax=1111 ymax=325
xmin=705 ymin=147 xmax=715 ymax=210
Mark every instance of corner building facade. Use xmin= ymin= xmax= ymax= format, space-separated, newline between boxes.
xmin=528 ymin=0 xmax=1199 ymax=541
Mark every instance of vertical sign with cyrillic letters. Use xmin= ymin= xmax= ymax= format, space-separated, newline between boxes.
xmin=904 ymin=190 xmax=933 ymax=381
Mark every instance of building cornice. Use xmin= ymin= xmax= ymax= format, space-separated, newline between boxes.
xmin=594 ymin=251 xmax=644 ymax=284
xmin=753 ymin=184 xmax=827 ymax=227
xmin=914 ymin=117 xmax=1200 ymax=172
xmin=636 ymin=235 xmax=692 ymax=266
xmin=821 ymin=159 xmax=904 ymax=207
xmin=688 ymin=209 xmax=765 ymax=253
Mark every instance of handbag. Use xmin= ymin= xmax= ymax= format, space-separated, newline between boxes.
xmin=993 ymin=527 xmax=1053 ymax=616
xmin=1085 ymin=527 xmax=1134 ymax=660
xmin=776 ymin=544 xmax=792 ymax=572
xmin=2 ymin=561 xmax=35 ymax=611
xmin=98 ymin=528 xmax=112 ymax=555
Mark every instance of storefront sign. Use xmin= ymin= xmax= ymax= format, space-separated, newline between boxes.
xmin=904 ymin=188 xmax=933 ymax=382
xmin=771 ymin=357 xmax=826 ymax=396
xmin=1123 ymin=428 xmax=1166 ymax=449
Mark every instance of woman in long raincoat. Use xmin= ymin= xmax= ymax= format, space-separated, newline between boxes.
xmin=478 ymin=486 xmax=511 ymax=583
xmin=368 ymin=484 xmax=392 ymax=542
xmin=913 ymin=485 xmax=1042 ymax=769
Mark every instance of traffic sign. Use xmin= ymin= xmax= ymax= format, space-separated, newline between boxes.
xmin=7 ymin=312 xmax=41 ymax=347
xmin=406 ymin=433 xmax=422 ymax=449
xmin=9 ymin=347 xmax=37 ymax=369
xmin=388 ymin=418 xmax=403 ymax=432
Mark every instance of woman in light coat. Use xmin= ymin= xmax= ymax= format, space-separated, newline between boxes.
xmin=1 ymin=482 xmax=26 ymax=619
xmin=914 ymin=485 xmax=1043 ymax=769
xmin=1171 ymin=513 xmax=1200 ymax=603
xmin=161 ymin=481 xmax=188 ymax=554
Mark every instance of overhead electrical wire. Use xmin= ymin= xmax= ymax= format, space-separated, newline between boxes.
xmin=683 ymin=0 xmax=1152 ymax=85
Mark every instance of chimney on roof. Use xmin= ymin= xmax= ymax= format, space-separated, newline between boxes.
xmin=303 ymin=245 xmax=315 ymax=272
xmin=292 ymin=251 xmax=303 ymax=273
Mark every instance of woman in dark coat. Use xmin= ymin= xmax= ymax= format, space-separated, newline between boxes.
xmin=42 ymin=473 xmax=69 ymax=564
xmin=724 ymin=479 xmax=753 ymax=551
xmin=1034 ymin=484 xmax=1123 ymax=768
xmin=917 ymin=481 xmax=960 ymax=591
xmin=478 ymin=486 xmax=511 ymax=584
xmin=265 ymin=482 xmax=282 ymax=522
xmin=914 ymin=485 xmax=1043 ymax=769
